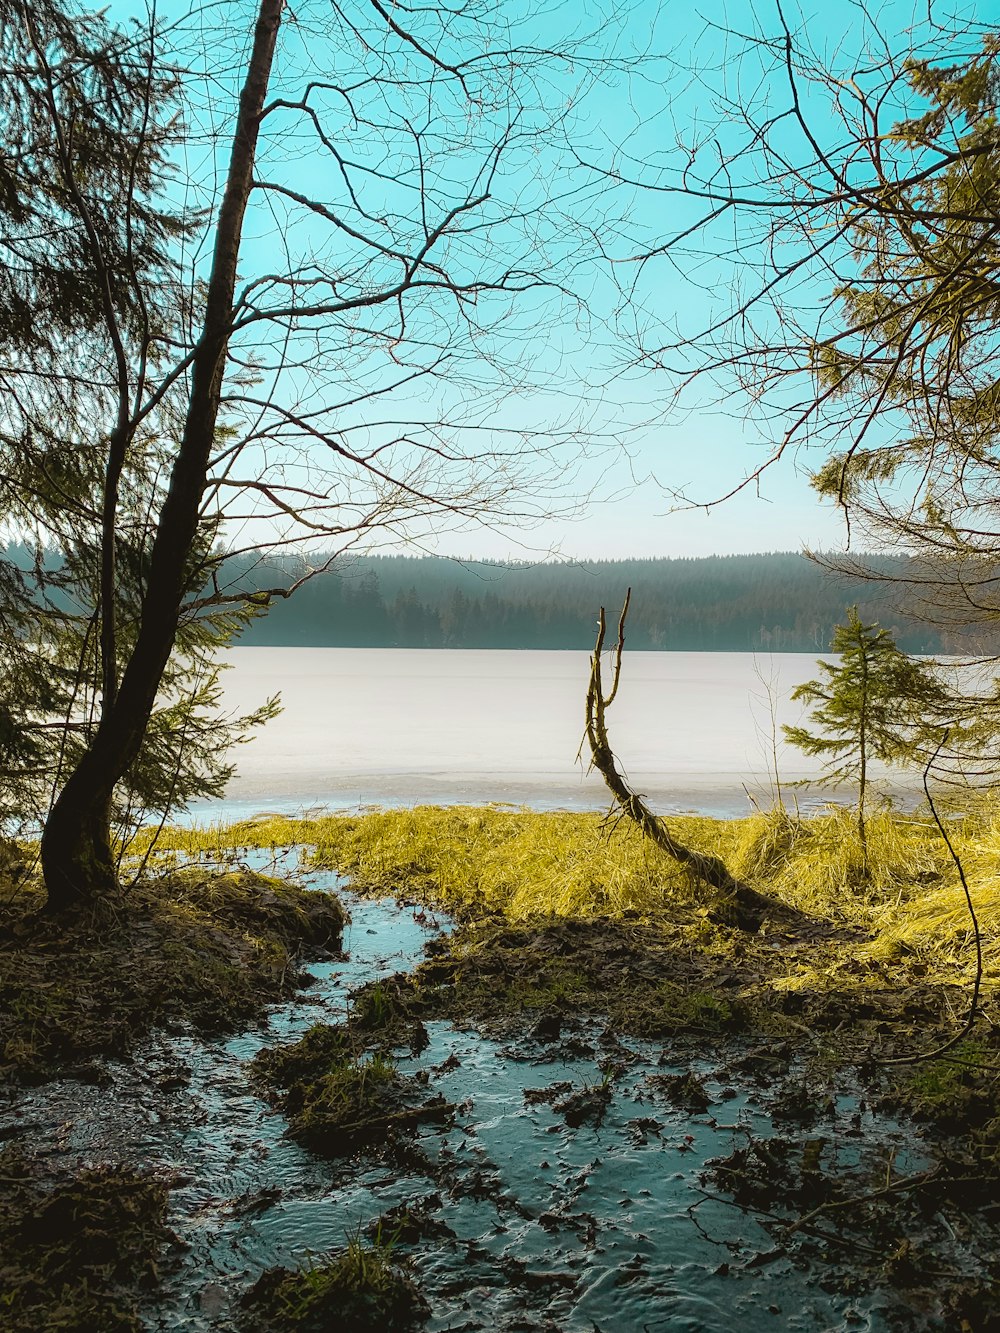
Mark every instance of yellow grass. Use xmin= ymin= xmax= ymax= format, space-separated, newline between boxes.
xmin=129 ymin=814 xmax=325 ymax=861
xmin=139 ymin=800 xmax=999 ymax=985
xmin=310 ymin=806 xmax=695 ymax=917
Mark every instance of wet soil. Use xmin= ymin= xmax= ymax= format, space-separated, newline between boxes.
xmin=240 ymin=1245 xmax=429 ymax=1333
xmin=2 ymin=859 xmax=1000 ymax=1330
xmin=243 ymin=893 xmax=1000 ymax=1330
xmin=348 ymin=908 xmax=979 ymax=1065
xmin=0 ymin=1145 xmax=176 ymax=1332
xmin=0 ymin=868 xmax=346 ymax=1081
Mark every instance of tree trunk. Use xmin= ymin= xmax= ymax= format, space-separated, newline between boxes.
xmin=40 ymin=0 xmax=284 ymax=911
xmin=858 ymin=642 xmax=869 ymax=867
xmin=39 ymin=769 xmax=117 ymax=905
xmin=583 ymin=593 xmax=798 ymax=931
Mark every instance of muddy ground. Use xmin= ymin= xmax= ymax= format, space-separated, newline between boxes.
xmin=1 ymin=867 xmax=998 ymax=1331
xmin=0 ymin=868 xmax=345 ymax=1331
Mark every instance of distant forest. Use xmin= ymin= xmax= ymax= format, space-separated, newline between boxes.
xmin=7 ymin=544 xmax=989 ymax=653
xmin=218 ymin=552 xmax=988 ymax=653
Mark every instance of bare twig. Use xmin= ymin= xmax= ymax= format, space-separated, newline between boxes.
xmin=879 ymin=729 xmax=984 ymax=1066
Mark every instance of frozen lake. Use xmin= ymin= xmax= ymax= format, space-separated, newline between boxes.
xmin=197 ymin=647 xmax=915 ymax=821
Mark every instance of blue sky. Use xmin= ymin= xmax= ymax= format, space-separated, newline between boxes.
xmin=412 ymin=0 xmax=994 ymax=562
xmin=424 ymin=411 xmax=853 ymax=562
xmin=136 ymin=0 xmax=992 ymax=564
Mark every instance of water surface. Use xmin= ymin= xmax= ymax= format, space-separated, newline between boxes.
xmin=8 ymin=858 xmax=928 ymax=1331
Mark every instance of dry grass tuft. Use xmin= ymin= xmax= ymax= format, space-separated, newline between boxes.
xmin=308 ymin=806 xmax=693 ymax=918
xmin=142 ymin=799 xmax=1000 ymax=988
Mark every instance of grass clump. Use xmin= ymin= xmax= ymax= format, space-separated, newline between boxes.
xmin=251 ymin=1024 xmax=452 ymax=1156
xmin=128 ymin=813 xmax=327 ymax=861
xmin=241 ymin=1234 xmax=429 ymax=1333
xmin=0 ymin=868 xmax=346 ymax=1081
xmin=309 ymin=805 xmax=692 ymax=918
xmin=146 ymin=800 xmax=1000 ymax=999
xmin=0 ymin=1146 xmax=176 ymax=1332
xmin=349 ymin=979 xmax=429 ymax=1053
xmin=729 ymin=805 xmax=942 ymax=915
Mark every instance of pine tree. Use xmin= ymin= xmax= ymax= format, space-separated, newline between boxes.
xmin=0 ymin=525 xmax=279 ymax=850
xmin=783 ymin=609 xmax=950 ymax=859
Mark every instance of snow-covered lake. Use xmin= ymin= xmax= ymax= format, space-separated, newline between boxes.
xmin=197 ymin=647 xmax=914 ymax=821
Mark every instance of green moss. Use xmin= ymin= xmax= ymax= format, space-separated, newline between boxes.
xmin=906 ymin=1041 xmax=987 ymax=1107
xmin=241 ymin=1235 xmax=429 ymax=1333
xmin=344 ymin=916 xmax=756 ymax=1046
xmin=252 ymin=1025 xmax=452 ymax=1156
xmin=0 ymin=869 xmax=346 ymax=1081
xmin=888 ymin=1038 xmax=1000 ymax=1137
xmin=0 ymin=1147 xmax=176 ymax=1332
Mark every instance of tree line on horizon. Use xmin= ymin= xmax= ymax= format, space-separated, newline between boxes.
xmin=9 ymin=542 xmax=996 ymax=657
xmin=9 ymin=537 xmax=987 ymax=654
xmin=223 ymin=551 xmax=995 ymax=654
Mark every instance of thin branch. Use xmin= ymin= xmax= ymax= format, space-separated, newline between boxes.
xmin=580 ymin=590 xmax=795 ymax=928
xmin=879 ymin=728 xmax=984 ymax=1066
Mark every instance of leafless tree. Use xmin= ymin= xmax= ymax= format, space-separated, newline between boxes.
xmin=595 ymin=5 xmax=997 ymax=559
xmin=0 ymin=0 xmax=644 ymax=907
xmin=589 ymin=3 xmax=1000 ymax=777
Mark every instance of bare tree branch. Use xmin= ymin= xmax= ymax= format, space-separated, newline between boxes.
xmin=582 ymin=590 xmax=796 ymax=929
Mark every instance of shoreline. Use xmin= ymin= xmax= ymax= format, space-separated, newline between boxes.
xmin=187 ymin=777 xmax=925 ymax=827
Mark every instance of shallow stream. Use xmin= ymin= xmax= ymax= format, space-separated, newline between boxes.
xmin=4 ymin=857 xmax=956 ymax=1331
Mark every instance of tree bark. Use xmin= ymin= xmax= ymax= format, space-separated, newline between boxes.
xmin=858 ymin=641 xmax=869 ymax=864
xmin=40 ymin=0 xmax=284 ymax=910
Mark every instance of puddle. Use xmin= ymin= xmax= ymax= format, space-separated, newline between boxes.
xmin=0 ymin=858 xmax=969 ymax=1330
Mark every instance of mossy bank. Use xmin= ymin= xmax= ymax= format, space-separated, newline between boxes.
xmin=0 ymin=1147 xmax=176 ymax=1333
xmin=0 ymin=866 xmax=346 ymax=1081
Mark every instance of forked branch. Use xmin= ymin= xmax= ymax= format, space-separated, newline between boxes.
xmin=584 ymin=592 xmax=786 ymax=929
